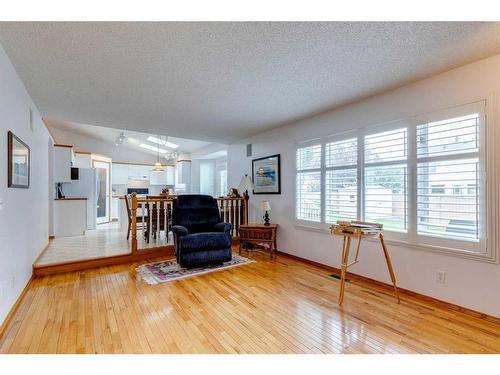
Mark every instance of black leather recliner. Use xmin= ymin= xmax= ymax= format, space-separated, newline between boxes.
xmin=171 ymin=195 xmax=232 ymax=269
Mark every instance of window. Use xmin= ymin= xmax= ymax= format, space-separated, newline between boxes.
xmin=416 ymin=113 xmax=481 ymax=242
xmin=296 ymin=144 xmax=322 ymax=222
xmin=325 ymin=138 xmax=358 ymax=223
xmin=431 ymin=184 xmax=445 ymax=194
xmin=467 ymin=184 xmax=476 ymax=195
xmin=364 ymin=128 xmax=407 ymax=232
xmin=215 ymin=159 xmax=227 ymax=197
xmin=295 ymin=101 xmax=488 ymax=256
xmin=452 ymin=185 xmax=463 ymax=195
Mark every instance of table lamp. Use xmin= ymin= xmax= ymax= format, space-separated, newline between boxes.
xmin=261 ymin=200 xmax=271 ymax=226
xmin=237 ymin=174 xmax=254 ymax=223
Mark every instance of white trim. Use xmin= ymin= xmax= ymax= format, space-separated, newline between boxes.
xmin=294 ymin=98 xmax=499 ymax=263
xmin=413 ymin=101 xmax=485 ymax=253
xmin=483 ymin=93 xmax=499 ymax=263
xmin=294 ymin=223 xmax=498 ymax=264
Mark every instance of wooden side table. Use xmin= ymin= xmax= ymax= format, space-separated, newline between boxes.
xmin=238 ymin=224 xmax=278 ymax=259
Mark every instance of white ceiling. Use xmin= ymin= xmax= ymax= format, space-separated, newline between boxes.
xmin=2 ymin=22 xmax=500 ymax=143
xmin=44 ymin=118 xmax=212 ymax=155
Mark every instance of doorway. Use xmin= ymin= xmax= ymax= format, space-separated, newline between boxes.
xmin=93 ymin=160 xmax=111 ymax=224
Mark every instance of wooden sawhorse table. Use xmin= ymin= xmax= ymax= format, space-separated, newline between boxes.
xmin=331 ymin=222 xmax=400 ymax=305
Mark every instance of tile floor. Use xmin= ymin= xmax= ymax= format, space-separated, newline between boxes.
xmin=36 ymin=222 xmax=171 ymax=265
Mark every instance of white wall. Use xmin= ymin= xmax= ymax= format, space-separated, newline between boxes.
xmin=49 ymin=126 xmax=158 ymax=165
xmin=228 ymin=54 xmax=500 ymax=317
xmin=191 ymin=158 xmax=227 ymax=196
xmin=0 ymin=45 xmax=51 ymax=325
xmin=199 ymin=160 xmax=216 ymax=195
xmin=190 ymin=160 xmax=201 ymax=194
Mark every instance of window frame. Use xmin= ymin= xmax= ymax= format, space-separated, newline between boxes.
xmin=294 ymin=99 xmax=497 ymax=262
xmin=295 ymin=138 xmax=323 ymax=226
xmin=363 ymin=126 xmax=409 ymax=237
xmin=324 ymin=136 xmax=359 ymax=224
xmin=412 ymin=101 xmax=486 ymax=254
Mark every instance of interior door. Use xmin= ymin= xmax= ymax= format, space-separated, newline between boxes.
xmin=93 ymin=160 xmax=111 ymax=224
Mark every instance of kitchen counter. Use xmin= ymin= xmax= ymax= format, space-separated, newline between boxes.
xmin=54 ymin=197 xmax=88 ymax=201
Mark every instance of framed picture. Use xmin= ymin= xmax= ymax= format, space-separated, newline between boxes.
xmin=252 ymin=154 xmax=281 ymax=194
xmin=8 ymin=131 xmax=30 ymax=188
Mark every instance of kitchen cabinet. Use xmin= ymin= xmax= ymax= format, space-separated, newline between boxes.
xmin=166 ymin=166 xmax=175 ymax=185
xmin=112 ymin=163 xmax=129 ymax=184
xmin=111 ymin=163 xmax=177 ymax=186
xmin=139 ymin=165 xmax=152 ymax=181
xmin=73 ymin=153 xmax=92 ymax=168
xmin=149 ymin=170 xmax=164 ymax=185
xmin=150 ymin=166 xmax=175 ymax=185
xmin=53 ymin=145 xmax=74 ymax=183
xmin=176 ymin=160 xmax=191 ymax=192
xmin=112 ymin=197 xmax=120 ymax=220
xmin=128 ymin=165 xmax=150 ymax=181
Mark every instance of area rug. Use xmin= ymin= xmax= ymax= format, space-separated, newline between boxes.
xmin=136 ymin=254 xmax=255 ymax=285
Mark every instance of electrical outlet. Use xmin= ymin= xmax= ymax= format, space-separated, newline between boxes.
xmin=436 ymin=271 xmax=446 ymax=284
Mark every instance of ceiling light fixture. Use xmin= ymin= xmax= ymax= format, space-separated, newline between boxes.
xmin=147 ymin=136 xmax=179 ymax=149
xmin=151 ymin=135 xmax=165 ymax=173
xmin=164 ymin=150 xmax=179 ymax=161
xmin=139 ymin=143 xmax=167 ymax=153
xmin=114 ymin=132 xmax=127 ymax=146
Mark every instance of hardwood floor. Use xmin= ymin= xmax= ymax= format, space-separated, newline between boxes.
xmin=1 ymin=250 xmax=499 ymax=354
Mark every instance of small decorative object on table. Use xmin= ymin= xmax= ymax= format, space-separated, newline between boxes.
xmin=261 ymin=200 xmax=271 ymax=225
xmin=330 ymin=220 xmax=400 ymax=306
xmin=228 ymin=187 xmax=240 ymax=197
xmin=239 ymin=223 xmax=278 ymax=259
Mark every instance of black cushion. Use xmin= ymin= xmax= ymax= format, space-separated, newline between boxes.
xmin=180 ymin=232 xmax=232 ymax=253
xmin=172 ymin=194 xmax=221 ymax=233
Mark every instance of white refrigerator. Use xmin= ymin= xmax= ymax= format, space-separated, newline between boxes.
xmin=63 ymin=168 xmax=99 ymax=230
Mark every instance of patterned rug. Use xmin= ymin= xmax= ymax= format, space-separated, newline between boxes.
xmin=136 ymin=254 xmax=255 ymax=285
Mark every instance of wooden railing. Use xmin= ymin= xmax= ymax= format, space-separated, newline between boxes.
xmin=130 ymin=194 xmax=247 ymax=254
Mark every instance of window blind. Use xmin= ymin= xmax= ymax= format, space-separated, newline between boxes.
xmin=296 ymin=171 xmax=321 ymax=222
xmin=325 ymin=138 xmax=358 ymax=223
xmin=296 ymin=144 xmax=322 ymax=222
xmin=417 ymin=113 xmax=480 ymax=241
xmin=297 ymin=144 xmax=321 ymax=170
xmin=364 ymin=128 xmax=408 ymax=232
xmin=365 ymin=128 xmax=407 ymax=164
xmin=294 ymin=101 xmax=487 ymax=255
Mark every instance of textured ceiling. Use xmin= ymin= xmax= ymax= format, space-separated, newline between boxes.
xmin=2 ymin=22 xmax=500 ymax=143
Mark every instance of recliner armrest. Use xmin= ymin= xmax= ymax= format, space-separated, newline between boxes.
xmin=172 ymin=225 xmax=189 ymax=237
xmin=214 ymin=222 xmax=232 ymax=234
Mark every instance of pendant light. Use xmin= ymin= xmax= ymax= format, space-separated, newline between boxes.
xmin=152 ymin=135 xmax=165 ymax=172
xmin=114 ymin=132 xmax=127 ymax=146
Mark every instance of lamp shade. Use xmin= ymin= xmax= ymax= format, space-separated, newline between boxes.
xmin=151 ymin=162 xmax=165 ymax=172
xmin=237 ymin=174 xmax=254 ymax=192
xmin=260 ymin=200 xmax=271 ymax=211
